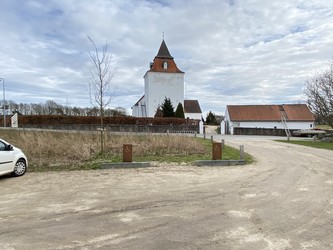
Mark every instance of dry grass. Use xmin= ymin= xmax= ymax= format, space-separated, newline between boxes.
xmin=1 ymin=129 xmax=206 ymax=169
xmin=108 ymin=133 xmax=205 ymax=156
xmin=315 ymin=124 xmax=333 ymax=130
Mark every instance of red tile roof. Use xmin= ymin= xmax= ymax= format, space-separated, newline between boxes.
xmin=227 ymin=104 xmax=314 ymax=122
xmin=149 ymin=58 xmax=183 ymax=73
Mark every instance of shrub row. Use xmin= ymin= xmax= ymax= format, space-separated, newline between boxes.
xmin=2 ymin=115 xmax=198 ymax=126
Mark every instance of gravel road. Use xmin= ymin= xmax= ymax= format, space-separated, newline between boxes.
xmin=0 ymin=136 xmax=332 ymax=249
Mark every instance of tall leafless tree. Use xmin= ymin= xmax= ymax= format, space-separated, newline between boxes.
xmin=88 ymin=36 xmax=117 ymax=153
xmin=304 ymin=60 xmax=333 ymax=128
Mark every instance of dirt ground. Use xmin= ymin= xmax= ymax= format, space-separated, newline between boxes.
xmin=0 ymin=135 xmax=332 ymax=250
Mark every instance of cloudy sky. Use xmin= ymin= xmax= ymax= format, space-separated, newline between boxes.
xmin=1 ymin=0 xmax=333 ymax=115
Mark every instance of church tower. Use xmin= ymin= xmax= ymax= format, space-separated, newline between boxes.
xmin=143 ymin=40 xmax=185 ymax=117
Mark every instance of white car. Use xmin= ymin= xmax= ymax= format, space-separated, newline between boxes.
xmin=0 ymin=139 xmax=28 ymax=177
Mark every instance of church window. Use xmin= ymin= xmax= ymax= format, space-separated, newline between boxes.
xmin=163 ymin=61 xmax=168 ymax=69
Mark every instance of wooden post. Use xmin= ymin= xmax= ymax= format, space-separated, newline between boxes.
xmin=212 ymin=142 xmax=222 ymax=160
xmin=123 ymin=144 xmax=133 ymax=162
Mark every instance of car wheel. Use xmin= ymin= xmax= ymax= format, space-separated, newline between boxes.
xmin=11 ymin=159 xmax=27 ymax=177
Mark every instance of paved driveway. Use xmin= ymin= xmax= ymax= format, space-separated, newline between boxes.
xmin=0 ymin=136 xmax=332 ymax=249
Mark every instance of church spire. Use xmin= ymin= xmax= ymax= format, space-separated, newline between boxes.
xmin=156 ymin=40 xmax=174 ymax=59
xmin=147 ymin=39 xmax=183 ymax=74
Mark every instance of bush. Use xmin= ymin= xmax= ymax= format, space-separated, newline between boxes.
xmin=10 ymin=115 xmax=196 ymax=126
xmin=205 ymin=111 xmax=219 ymax=125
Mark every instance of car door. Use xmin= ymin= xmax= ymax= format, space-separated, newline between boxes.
xmin=0 ymin=140 xmax=15 ymax=174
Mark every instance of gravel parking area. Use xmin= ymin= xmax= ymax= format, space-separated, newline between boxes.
xmin=0 ymin=136 xmax=332 ymax=249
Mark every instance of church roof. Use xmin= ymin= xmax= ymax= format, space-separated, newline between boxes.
xmin=147 ymin=40 xmax=184 ymax=74
xmin=184 ymin=100 xmax=202 ymax=114
xmin=156 ymin=40 xmax=174 ymax=59
xmin=132 ymin=95 xmax=145 ymax=107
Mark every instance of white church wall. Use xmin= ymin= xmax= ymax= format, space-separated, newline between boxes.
xmin=132 ymin=97 xmax=146 ymax=117
xmin=145 ymin=72 xmax=184 ymax=117
xmin=132 ymin=106 xmax=138 ymax=117
xmin=185 ymin=113 xmax=201 ymax=120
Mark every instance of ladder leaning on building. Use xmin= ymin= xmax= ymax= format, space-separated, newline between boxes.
xmin=281 ymin=116 xmax=291 ymax=140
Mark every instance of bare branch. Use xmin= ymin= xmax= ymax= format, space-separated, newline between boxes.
xmin=87 ymin=36 xmax=117 ymax=111
xmin=87 ymin=36 xmax=118 ymax=153
xmin=304 ymin=60 xmax=333 ymax=127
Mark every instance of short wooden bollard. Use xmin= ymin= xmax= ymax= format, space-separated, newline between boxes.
xmin=123 ymin=144 xmax=133 ymax=162
xmin=212 ymin=142 xmax=222 ymax=160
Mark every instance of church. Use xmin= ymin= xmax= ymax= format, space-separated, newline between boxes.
xmin=131 ymin=40 xmax=202 ymax=120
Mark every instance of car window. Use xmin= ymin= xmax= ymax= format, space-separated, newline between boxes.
xmin=0 ymin=141 xmax=6 ymax=151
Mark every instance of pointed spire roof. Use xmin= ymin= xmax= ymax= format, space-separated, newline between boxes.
xmin=156 ymin=40 xmax=174 ymax=59
xmin=145 ymin=39 xmax=184 ymax=74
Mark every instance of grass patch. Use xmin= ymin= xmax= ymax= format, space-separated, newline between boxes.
xmin=315 ymin=124 xmax=333 ymax=130
xmin=1 ymin=129 xmax=254 ymax=171
xmin=134 ymin=138 xmax=254 ymax=164
xmin=277 ymin=139 xmax=333 ymax=150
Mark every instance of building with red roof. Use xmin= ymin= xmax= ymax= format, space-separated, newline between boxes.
xmin=223 ymin=104 xmax=315 ymax=135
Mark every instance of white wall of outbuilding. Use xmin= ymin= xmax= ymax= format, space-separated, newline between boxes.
xmin=223 ymin=108 xmax=314 ymax=134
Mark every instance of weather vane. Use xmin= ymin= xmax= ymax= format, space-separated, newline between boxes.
xmin=162 ymin=31 xmax=165 ymax=40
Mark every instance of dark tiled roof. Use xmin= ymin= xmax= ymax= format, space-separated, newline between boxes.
xmin=156 ymin=40 xmax=173 ymax=59
xmin=227 ymin=104 xmax=314 ymax=121
xmin=132 ymin=95 xmax=145 ymax=107
xmin=184 ymin=100 xmax=202 ymax=114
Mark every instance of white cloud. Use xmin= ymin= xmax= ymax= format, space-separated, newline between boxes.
xmin=0 ymin=0 xmax=333 ymax=116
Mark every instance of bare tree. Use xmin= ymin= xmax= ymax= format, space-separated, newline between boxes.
xmin=45 ymin=100 xmax=64 ymax=115
xmin=87 ymin=36 xmax=117 ymax=153
xmin=304 ymin=60 xmax=333 ymax=127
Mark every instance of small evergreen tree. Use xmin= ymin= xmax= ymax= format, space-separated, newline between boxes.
xmin=206 ymin=111 xmax=218 ymax=125
xmin=161 ymin=97 xmax=175 ymax=117
xmin=154 ymin=106 xmax=163 ymax=117
xmin=175 ymin=102 xmax=185 ymax=118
